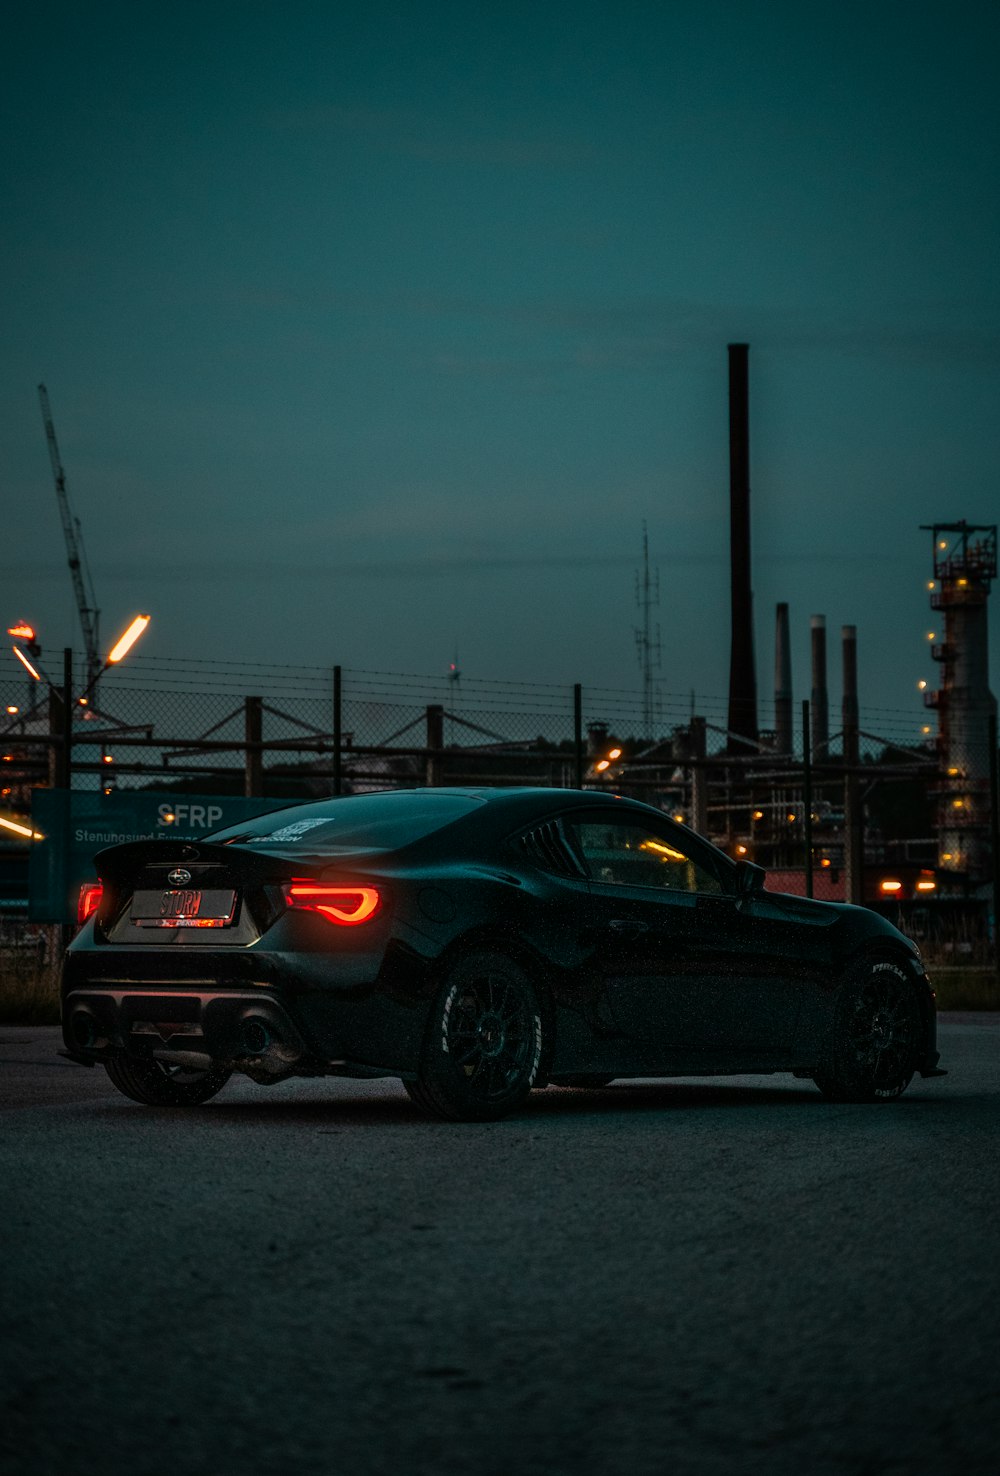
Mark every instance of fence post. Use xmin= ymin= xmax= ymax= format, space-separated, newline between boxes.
xmin=802 ymin=699 xmax=813 ymax=898
xmin=49 ymin=647 xmax=73 ymax=790
xmin=426 ymin=704 xmax=444 ymax=787
xmin=245 ymin=696 xmax=263 ymax=797
xmin=332 ymin=665 xmax=342 ymax=797
xmin=989 ymin=710 xmax=999 ymax=1000
xmin=573 ymin=684 xmax=583 ymax=788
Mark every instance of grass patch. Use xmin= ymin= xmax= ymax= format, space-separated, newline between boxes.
xmin=926 ymin=966 xmax=999 ymax=1012
xmin=0 ymin=950 xmax=61 ymax=1024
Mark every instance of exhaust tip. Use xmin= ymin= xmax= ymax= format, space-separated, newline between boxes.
xmin=240 ymin=1017 xmax=274 ymax=1056
xmin=71 ymin=1010 xmax=99 ymax=1049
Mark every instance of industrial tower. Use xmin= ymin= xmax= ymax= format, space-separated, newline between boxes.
xmin=922 ymin=521 xmax=997 ymax=879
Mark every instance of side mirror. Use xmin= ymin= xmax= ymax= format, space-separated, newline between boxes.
xmin=735 ymin=859 xmax=766 ymax=896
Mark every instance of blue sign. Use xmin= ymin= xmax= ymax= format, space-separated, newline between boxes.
xmin=29 ymin=789 xmax=290 ymax=922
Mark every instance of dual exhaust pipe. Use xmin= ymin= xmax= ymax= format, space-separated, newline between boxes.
xmin=71 ymin=1006 xmax=300 ymax=1075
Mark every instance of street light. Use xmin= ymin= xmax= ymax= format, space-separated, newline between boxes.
xmin=12 ymin=646 xmax=44 ymax=682
xmin=107 ymin=613 xmax=151 ymax=665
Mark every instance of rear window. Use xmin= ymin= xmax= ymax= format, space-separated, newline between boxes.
xmin=207 ymin=791 xmax=483 ymax=854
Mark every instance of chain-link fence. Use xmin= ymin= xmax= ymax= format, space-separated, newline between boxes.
xmin=2 ymin=656 xmax=997 ymax=971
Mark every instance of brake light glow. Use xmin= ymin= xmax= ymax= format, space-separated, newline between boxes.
xmin=78 ymin=882 xmax=103 ymax=924
xmin=284 ymin=881 xmax=381 ymax=926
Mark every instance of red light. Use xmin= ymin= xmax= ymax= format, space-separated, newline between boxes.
xmin=78 ymin=882 xmax=103 ymax=924
xmin=285 ymin=881 xmax=381 ymax=926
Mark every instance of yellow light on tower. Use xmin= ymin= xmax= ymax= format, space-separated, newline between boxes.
xmin=107 ymin=613 xmax=151 ymax=664
xmin=921 ymin=726 xmax=931 ymax=734
xmin=927 ymin=632 xmax=936 ymax=641
xmin=917 ymin=680 xmax=927 ymax=691
xmin=927 ymin=581 xmax=936 ymax=591
xmin=939 ymin=540 xmax=947 ymax=549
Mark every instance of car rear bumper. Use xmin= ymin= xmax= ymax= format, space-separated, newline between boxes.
xmin=62 ymin=987 xmax=316 ymax=1078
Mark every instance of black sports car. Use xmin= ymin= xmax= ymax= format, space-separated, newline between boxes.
xmin=61 ymin=786 xmax=945 ymax=1120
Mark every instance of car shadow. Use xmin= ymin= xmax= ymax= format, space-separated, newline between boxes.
xmin=82 ymin=1073 xmax=953 ymax=1129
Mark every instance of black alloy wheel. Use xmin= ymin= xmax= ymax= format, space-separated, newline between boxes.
xmin=406 ymin=950 xmax=544 ymax=1122
xmin=814 ymin=960 xmax=920 ymax=1103
xmin=105 ymin=1052 xmax=232 ymax=1107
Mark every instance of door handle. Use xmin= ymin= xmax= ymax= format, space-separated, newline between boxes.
xmin=608 ymin=919 xmax=648 ymax=937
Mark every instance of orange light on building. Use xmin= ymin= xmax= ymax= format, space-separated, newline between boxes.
xmin=672 ymin=813 xmax=684 ymax=823
xmin=820 ymin=858 xmax=831 ymax=868
xmin=7 ymin=623 xmax=35 ymax=641
xmin=880 ymin=880 xmax=903 ymax=894
xmin=736 ymin=844 xmax=748 ymax=856
xmin=607 ymin=748 xmax=622 ymax=761
xmin=752 ymin=810 xmax=764 ymax=820
xmin=595 ymin=759 xmax=611 ymax=772
xmin=5 ymin=705 xmax=17 ymax=715
xmin=917 ymin=680 xmax=927 ymax=691
xmin=916 ymin=880 xmax=936 ymax=892
xmin=787 ymin=812 xmax=796 ymax=823
xmin=952 ymin=798 xmax=965 ymax=809
xmin=102 ymin=753 xmax=113 ymax=764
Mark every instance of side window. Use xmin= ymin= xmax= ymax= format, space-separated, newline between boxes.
xmin=571 ymin=821 xmax=724 ymax=895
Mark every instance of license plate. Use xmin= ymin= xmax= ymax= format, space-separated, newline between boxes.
xmin=131 ymin=889 xmax=237 ymax=928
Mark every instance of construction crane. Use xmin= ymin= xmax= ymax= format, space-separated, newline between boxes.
xmin=37 ymin=384 xmax=101 ymax=689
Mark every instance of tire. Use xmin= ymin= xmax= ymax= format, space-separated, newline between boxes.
xmin=813 ymin=958 xmax=920 ymax=1103
xmin=558 ymin=1074 xmax=616 ymax=1089
xmin=105 ymin=1052 xmax=231 ymax=1107
xmin=405 ymin=950 xmax=544 ymax=1122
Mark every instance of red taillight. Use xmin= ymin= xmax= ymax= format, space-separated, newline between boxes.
xmin=284 ymin=881 xmax=381 ymax=926
xmin=78 ymin=882 xmax=103 ymax=925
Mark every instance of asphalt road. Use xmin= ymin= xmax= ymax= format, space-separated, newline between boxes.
xmin=1 ymin=1017 xmax=997 ymax=1476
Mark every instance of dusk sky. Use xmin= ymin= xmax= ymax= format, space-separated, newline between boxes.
xmin=2 ymin=0 xmax=997 ymax=733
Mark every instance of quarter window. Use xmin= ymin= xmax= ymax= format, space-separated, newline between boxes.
xmin=571 ymin=821 xmax=724 ymax=895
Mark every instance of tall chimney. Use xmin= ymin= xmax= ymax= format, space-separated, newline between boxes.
xmin=727 ymin=343 xmax=758 ymax=751
xmin=841 ymin=625 xmax=859 ymax=764
xmin=774 ymin=602 xmax=792 ymax=754
xmin=810 ymin=615 xmax=829 ymax=761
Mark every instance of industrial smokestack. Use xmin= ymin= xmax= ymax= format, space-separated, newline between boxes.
xmin=774 ymin=602 xmax=792 ymax=754
xmin=841 ymin=625 xmax=859 ymax=764
xmin=727 ymin=343 xmax=758 ymax=751
xmin=810 ymin=615 xmax=829 ymax=760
